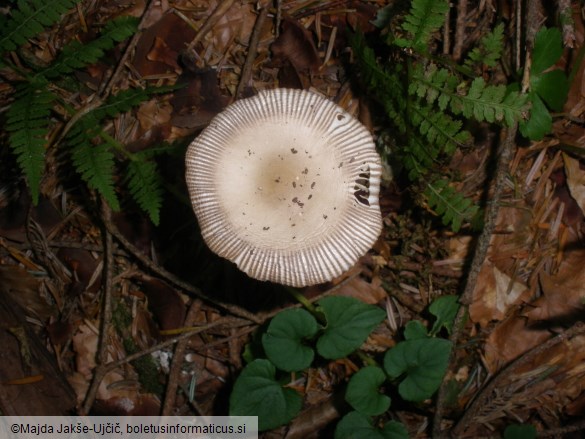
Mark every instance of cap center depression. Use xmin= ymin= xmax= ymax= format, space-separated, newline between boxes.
xmin=217 ymin=122 xmax=347 ymax=244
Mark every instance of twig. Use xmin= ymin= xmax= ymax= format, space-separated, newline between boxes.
xmin=236 ymin=6 xmax=269 ymax=98
xmin=538 ymin=419 xmax=585 ymax=438
xmin=442 ymin=5 xmax=450 ymax=55
xmin=275 ymin=0 xmax=282 ymax=38
xmin=452 ymin=0 xmax=468 ymax=61
xmin=98 ymin=0 xmax=157 ymax=97
xmin=432 ymin=125 xmax=518 ymax=437
xmin=101 ymin=214 xmax=263 ymax=324
xmin=96 ymin=202 xmax=114 ymax=365
xmin=452 ymin=322 xmax=585 ymax=436
xmin=162 ymin=300 xmax=203 ymax=415
xmin=80 ymin=316 xmax=243 ymax=414
xmin=185 ymin=0 xmax=236 ymax=53
xmin=557 ymin=0 xmax=575 ymax=48
xmin=521 ymin=0 xmax=543 ymax=93
xmin=81 ymin=201 xmax=115 ymax=413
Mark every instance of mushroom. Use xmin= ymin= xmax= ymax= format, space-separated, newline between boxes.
xmin=185 ymin=88 xmax=382 ymax=287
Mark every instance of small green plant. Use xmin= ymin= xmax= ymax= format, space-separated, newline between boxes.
xmin=230 ymin=296 xmax=386 ymax=430
xmin=352 ymin=0 xmax=566 ymax=231
xmin=504 ymin=424 xmax=537 ymax=439
xmin=229 ymin=294 xmax=458 ymax=434
xmin=519 ymin=27 xmax=569 ymax=140
xmin=2 ymin=0 xmax=171 ymax=224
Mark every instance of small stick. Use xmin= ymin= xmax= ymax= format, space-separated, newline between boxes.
xmin=80 ymin=316 xmax=242 ymax=414
xmin=186 ymin=0 xmax=236 ymax=53
xmin=162 ymin=300 xmax=203 ymax=415
xmin=101 ymin=214 xmax=263 ymax=324
xmin=236 ymin=7 xmax=269 ymax=98
xmin=432 ymin=125 xmax=518 ymax=437
xmin=557 ymin=0 xmax=575 ymax=48
xmin=452 ymin=0 xmax=468 ymax=61
xmin=452 ymin=322 xmax=585 ymax=436
xmin=96 ymin=201 xmax=114 ymax=366
xmin=81 ymin=201 xmax=116 ymax=413
xmin=99 ymin=0 xmax=158 ymax=97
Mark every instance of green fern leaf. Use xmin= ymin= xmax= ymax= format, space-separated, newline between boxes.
xmin=41 ymin=16 xmax=139 ymax=78
xmin=451 ymin=78 xmax=527 ymax=125
xmin=410 ymin=105 xmax=471 ymax=155
xmin=401 ymin=134 xmax=438 ymax=180
xmin=412 ymin=66 xmax=528 ymax=126
xmin=64 ymin=86 xmax=172 ymax=212
xmin=464 ymin=23 xmax=504 ymax=69
xmin=395 ymin=0 xmax=449 ymax=51
xmin=125 ymin=158 xmax=163 ymax=225
xmin=424 ymin=179 xmax=478 ymax=231
xmin=350 ymin=32 xmax=407 ymax=131
xmin=0 ymin=0 xmax=81 ymax=54
xmin=70 ymin=138 xmax=120 ymax=210
xmin=6 ymin=83 xmax=55 ymax=203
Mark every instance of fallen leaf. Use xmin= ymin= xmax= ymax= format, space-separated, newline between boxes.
xmin=469 ymin=261 xmax=532 ymax=327
xmin=563 ymin=152 xmax=585 ymax=216
xmin=483 ymin=315 xmax=551 ymax=374
xmin=270 ymin=17 xmax=321 ymax=74
xmin=523 ymin=248 xmax=585 ymax=323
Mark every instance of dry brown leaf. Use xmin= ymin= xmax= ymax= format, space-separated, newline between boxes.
xmin=137 ymin=99 xmax=173 ymax=131
xmin=483 ymin=316 xmax=551 ymax=374
xmin=135 ymin=275 xmax=187 ymax=331
xmin=563 ymin=153 xmax=585 ymax=216
xmin=469 ymin=261 xmax=532 ymax=327
xmin=132 ymin=13 xmax=196 ymax=77
xmin=270 ymin=17 xmax=321 ymax=74
xmin=523 ymin=248 xmax=585 ymax=322
xmin=146 ymin=36 xmax=182 ymax=72
xmin=206 ymin=2 xmax=257 ymax=55
xmin=330 ymin=275 xmax=387 ymax=304
xmin=0 ymin=265 xmax=55 ymax=320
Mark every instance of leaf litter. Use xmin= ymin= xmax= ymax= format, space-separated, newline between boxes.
xmin=1 ymin=0 xmax=585 ymax=437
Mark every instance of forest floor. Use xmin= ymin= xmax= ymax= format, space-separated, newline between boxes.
xmin=1 ymin=0 xmax=585 ymax=437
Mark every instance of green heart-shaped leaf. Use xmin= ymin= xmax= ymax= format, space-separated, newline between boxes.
xmin=229 ymin=359 xmax=302 ymax=431
xmin=520 ymin=92 xmax=551 ymax=141
xmin=316 ymin=296 xmax=386 ymax=359
xmin=262 ymin=308 xmax=318 ymax=371
xmin=504 ymin=424 xmax=537 ymax=439
xmin=346 ymin=366 xmax=390 ymax=415
xmin=384 ymin=338 xmax=452 ymax=402
xmin=429 ymin=295 xmax=459 ymax=335
xmin=404 ymin=320 xmax=428 ymax=340
xmin=532 ymin=69 xmax=569 ymax=112
xmin=335 ymin=411 xmax=409 ymax=439
xmin=531 ymin=27 xmax=563 ymax=76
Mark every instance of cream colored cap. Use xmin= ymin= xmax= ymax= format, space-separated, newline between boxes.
xmin=185 ymin=88 xmax=382 ymax=287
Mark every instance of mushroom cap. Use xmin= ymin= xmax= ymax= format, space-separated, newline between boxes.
xmin=185 ymin=88 xmax=382 ymax=287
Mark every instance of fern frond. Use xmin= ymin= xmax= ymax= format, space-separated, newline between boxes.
xmin=125 ymin=158 xmax=163 ymax=225
xmin=410 ymin=104 xmax=471 ymax=155
xmin=464 ymin=23 xmax=504 ymax=69
xmin=41 ymin=16 xmax=139 ymax=78
xmin=0 ymin=0 xmax=81 ymax=54
xmin=350 ymin=32 xmax=407 ymax=132
xmin=67 ymin=116 xmax=120 ymax=210
xmin=71 ymin=140 xmax=120 ymax=210
xmin=94 ymin=86 xmax=174 ymax=120
xmin=401 ymin=133 xmax=438 ymax=180
xmin=412 ymin=65 xmax=528 ymax=126
xmin=451 ymin=78 xmax=527 ymax=126
xmin=395 ymin=0 xmax=449 ymax=51
xmin=424 ymin=179 xmax=478 ymax=231
xmin=6 ymin=83 xmax=55 ymax=203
